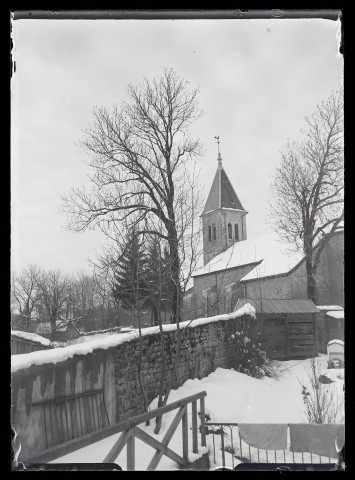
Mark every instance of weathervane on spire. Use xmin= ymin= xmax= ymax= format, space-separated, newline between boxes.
xmin=214 ymin=136 xmax=222 ymax=165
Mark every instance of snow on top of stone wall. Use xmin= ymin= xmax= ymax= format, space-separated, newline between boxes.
xmin=326 ymin=311 xmax=344 ymax=319
xmin=11 ymin=330 xmax=52 ymax=346
xmin=11 ymin=304 xmax=256 ymax=373
xmin=316 ymin=305 xmax=344 ymax=311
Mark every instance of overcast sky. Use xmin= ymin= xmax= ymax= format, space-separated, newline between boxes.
xmin=11 ymin=16 xmax=343 ymax=274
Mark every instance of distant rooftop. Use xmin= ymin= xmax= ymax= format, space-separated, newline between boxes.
xmin=192 ymin=231 xmax=303 ymax=278
xmin=192 ymin=229 xmax=344 ymax=281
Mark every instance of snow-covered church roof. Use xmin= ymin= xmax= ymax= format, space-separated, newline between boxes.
xmin=192 ymin=231 xmax=304 ymax=280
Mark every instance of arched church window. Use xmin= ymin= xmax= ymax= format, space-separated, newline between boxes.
xmin=213 ymin=224 xmax=216 ymax=240
xmin=227 ymin=223 xmax=232 ymax=240
xmin=208 ymin=225 xmax=212 ymax=242
xmin=234 ymin=224 xmax=239 ymax=240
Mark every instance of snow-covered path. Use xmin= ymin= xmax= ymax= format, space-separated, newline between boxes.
xmin=51 ymin=356 xmax=344 ymax=470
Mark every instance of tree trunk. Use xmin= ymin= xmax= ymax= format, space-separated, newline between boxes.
xmin=305 ymin=255 xmax=317 ymax=303
xmin=136 ymin=307 xmax=149 ymax=418
xmin=154 ymin=307 xmax=168 ymax=434
xmin=168 ymin=232 xmax=182 ymax=325
xmin=50 ymin=316 xmax=57 ymax=336
xmin=151 ymin=305 xmax=159 ymax=326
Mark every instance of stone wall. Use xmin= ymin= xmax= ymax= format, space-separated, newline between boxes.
xmin=12 ymin=315 xmax=246 ymax=461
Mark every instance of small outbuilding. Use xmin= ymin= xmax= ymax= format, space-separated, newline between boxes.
xmin=327 ymin=339 xmax=344 ymax=368
xmin=234 ymin=298 xmax=320 ymax=360
xmin=315 ymin=306 xmax=344 ymax=353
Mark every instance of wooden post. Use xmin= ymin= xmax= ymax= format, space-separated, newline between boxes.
xmin=285 ymin=315 xmax=289 ymax=360
xmin=192 ymin=401 xmax=198 ymax=453
xmin=200 ymin=397 xmax=206 ymax=447
xmin=313 ymin=313 xmax=318 ymax=357
xmin=182 ymin=405 xmax=188 ymax=461
xmin=127 ymin=427 xmax=135 ymax=471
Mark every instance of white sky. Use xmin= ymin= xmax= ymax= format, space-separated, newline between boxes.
xmin=11 ymin=17 xmax=343 ymax=274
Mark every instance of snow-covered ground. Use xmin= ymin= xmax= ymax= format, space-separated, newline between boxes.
xmin=50 ymin=355 xmax=344 ymax=470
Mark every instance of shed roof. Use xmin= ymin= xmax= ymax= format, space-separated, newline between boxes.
xmin=234 ymin=298 xmax=320 ymax=314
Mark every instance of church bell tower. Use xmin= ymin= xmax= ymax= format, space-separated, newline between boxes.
xmin=201 ymin=138 xmax=248 ymax=266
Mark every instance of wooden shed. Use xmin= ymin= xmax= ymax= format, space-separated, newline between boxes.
xmin=11 ymin=332 xmax=52 ymax=355
xmin=234 ymin=298 xmax=320 ymax=360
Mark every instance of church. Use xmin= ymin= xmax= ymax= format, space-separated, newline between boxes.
xmin=183 ymin=151 xmax=344 ymax=321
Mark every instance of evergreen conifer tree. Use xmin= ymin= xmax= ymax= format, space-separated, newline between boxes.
xmin=145 ymin=237 xmax=174 ymax=325
xmin=112 ymin=232 xmax=148 ymax=310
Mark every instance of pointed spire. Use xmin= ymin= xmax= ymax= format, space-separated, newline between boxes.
xmin=201 ymin=136 xmax=247 ymax=215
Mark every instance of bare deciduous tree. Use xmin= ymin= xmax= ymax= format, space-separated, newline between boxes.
xmin=62 ymin=68 xmax=203 ymax=326
xmin=11 ymin=264 xmax=43 ymax=329
xmin=269 ymin=90 xmax=344 ymax=302
xmin=37 ymin=269 xmax=70 ymax=335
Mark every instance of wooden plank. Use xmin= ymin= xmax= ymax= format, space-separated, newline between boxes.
xmin=126 ymin=427 xmax=135 ymax=471
xmin=268 ymin=347 xmax=287 ymax=360
xmin=51 ymin=403 xmax=59 ymax=447
xmin=192 ymin=401 xmax=198 ymax=454
xmin=265 ymin=329 xmax=286 ymax=339
xmin=83 ymin=396 xmax=92 ymax=435
xmin=43 ymin=405 xmax=49 ymax=449
xmin=49 ymin=403 xmax=56 ymax=448
xmin=55 ymin=403 xmax=63 ymax=445
xmin=288 ymin=346 xmax=312 ymax=357
xmin=135 ymin=426 xmax=187 ymax=467
xmin=92 ymin=394 xmax=99 ymax=431
xmin=71 ymin=397 xmax=79 ymax=439
xmin=266 ymin=335 xmax=288 ymax=346
xmin=288 ymin=333 xmax=313 ymax=341
xmin=182 ymin=405 xmax=188 ymax=461
xmin=265 ymin=318 xmax=286 ymax=325
xmin=62 ymin=402 xmax=68 ymax=443
xmin=313 ymin=313 xmax=318 ymax=356
xmin=147 ymin=406 xmax=185 ymax=471
xmin=63 ymin=401 xmax=70 ymax=442
xmin=288 ymin=325 xmax=313 ymax=334
xmin=200 ymin=397 xmax=206 ymax=447
xmin=78 ymin=396 xmax=84 ymax=437
xmin=265 ymin=321 xmax=286 ymax=329
xmin=287 ymin=315 xmax=313 ymax=323
xmin=285 ymin=315 xmax=289 ymax=360
xmin=102 ymin=428 xmax=132 ymax=464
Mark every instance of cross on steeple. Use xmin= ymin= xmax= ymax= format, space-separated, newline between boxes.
xmin=214 ymin=136 xmax=222 ymax=165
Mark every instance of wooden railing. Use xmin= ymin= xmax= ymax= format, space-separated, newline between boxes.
xmin=29 ymin=391 xmax=207 ymax=471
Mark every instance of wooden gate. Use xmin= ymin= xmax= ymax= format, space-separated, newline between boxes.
xmin=286 ymin=313 xmax=317 ymax=359
xmin=262 ymin=314 xmax=317 ymax=360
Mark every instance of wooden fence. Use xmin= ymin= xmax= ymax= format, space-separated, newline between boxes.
xmin=29 ymin=391 xmax=207 ymax=471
